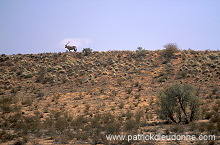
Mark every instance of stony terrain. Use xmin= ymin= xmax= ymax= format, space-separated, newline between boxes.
xmin=0 ymin=48 xmax=219 ymax=145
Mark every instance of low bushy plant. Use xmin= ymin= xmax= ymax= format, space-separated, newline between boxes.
xmin=83 ymin=48 xmax=93 ymax=56
xmin=161 ymin=43 xmax=179 ymax=58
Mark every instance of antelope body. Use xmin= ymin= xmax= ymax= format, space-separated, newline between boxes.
xmin=65 ymin=41 xmax=77 ymax=52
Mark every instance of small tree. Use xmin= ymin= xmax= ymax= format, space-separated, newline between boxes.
xmin=83 ymin=48 xmax=92 ymax=56
xmin=136 ymin=47 xmax=144 ymax=52
xmin=161 ymin=43 xmax=179 ymax=58
xmin=157 ymin=83 xmax=200 ymax=124
xmin=136 ymin=47 xmax=147 ymax=58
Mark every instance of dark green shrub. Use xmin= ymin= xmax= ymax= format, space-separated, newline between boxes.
xmin=157 ymin=83 xmax=200 ymax=124
xmin=83 ymin=48 xmax=93 ymax=56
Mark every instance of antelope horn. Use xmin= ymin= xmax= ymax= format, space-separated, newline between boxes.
xmin=66 ymin=41 xmax=71 ymax=45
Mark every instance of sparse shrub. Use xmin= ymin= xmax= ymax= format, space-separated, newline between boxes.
xmin=83 ymin=48 xmax=93 ymax=56
xmin=134 ymin=82 xmax=139 ymax=87
xmin=0 ymin=97 xmax=13 ymax=114
xmin=0 ymin=130 xmax=15 ymax=142
xmin=157 ymin=83 xmax=200 ymax=124
xmin=43 ymin=110 xmax=73 ymax=135
xmin=204 ymin=111 xmax=215 ymax=119
xmin=178 ymin=70 xmax=188 ymax=78
xmin=99 ymin=88 xmax=105 ymax=94
xmin=0 ymin=54 xmax=9 ymax=63
xmin=84 ymin=104 xmax=90 ymax=114
xmin=158 ymin=75 xmax=168 ymax=82
xmin=43 ymin=106 xmax=49 ymax=113
xmin=126 ymin=88 xmax=133 ymax=94
xmin=10 ymin=86 xmax=21 ymax=94
xmin=213 ymin=104 xmax=219 ymax=112
xmin=13 ymin=140 xmax=26 ymax=145
xmin=212 ymin=87 xmax=218 ymax=95
xmin=161 ymin=43 xmax=179 ymax=58
xmin=170 ymin=125 xmax=184 ymax=133
xmin=123 ymin=110 xmax=133 ymax=120
xmin=79 ymin=70 xmax=85 ymax=76
xmin=75 ymin=130 xmax=89 ymax=141
xmin=36 ymin=92 xmax=44 ymax=100
xmin=110 ymin=91 xmax=118 ymax=98
xmin=20 ymin=70 xmax=33 ymax=79
xmin=116 ymin=78 xmax=123 ymax=86
xmin=152 ymin=59 xmax=162 ymax=67
xmin=75 ymin=78 xmax=83 ymax=86
xmin=86 ymin=113 xmax=122 ymax=144
xmin=118 ymin=102 xmax=124 ymax=109
xmin=208 ymin=108 xmax=220 ymax=132
xmin=206 ymin=122 xmax=217 ymax=134
xmin=149 ymin=97 xmax=154 ymax=105
xmin=20 ymin=115 xmax=41 ymax=133
xmin=136 ymin=47 xmax=144 ymax=51
xmin=134 ymin=94 xmax=140 ymax=99
xmin=136 ymin=47 xmax=147 ymax=58
xmin=187 ymin=48 xmax=197 ymax=55
xmin=134 ymin=110 xmax=144 ymax=122
xmin=36 ymin=72 xmax=57 ymax=84
xmin=30 ymin=140 xmax=41 ymax=145
xmin=133 ymin=102 xmax=138 ymax=107
xmin=198 ymin=122 xmax=207 ymax=132
xmin=21 ymin=97 xmax=33 ymax=106
xmin=72 ymin=115 xmax=88 ymax=129
xmin=124 ymin=119 xmax=138 ymax=131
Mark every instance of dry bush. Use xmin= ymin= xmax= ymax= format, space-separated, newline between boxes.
xmin=118 ymin=102 xmax=125 ymax=109
xmin=0 ymin=130 xmax=15 ymax=142
xmin=170 ymin=125 xmax=185 ymax=133
xmin=161 ymin=43 xmax=179 ymax=58
xmin=136 ymin=47 xmax=147 ymax=58
xmin=152 ymin=59 xmax=162 ymax=67
xmin=0 ymin=96 xmax=19 ymax=114
xmin=21 ymin=97 xmax=33 ymax=106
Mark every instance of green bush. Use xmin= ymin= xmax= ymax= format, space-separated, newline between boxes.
xmin=83 ymin=48 xmax=93 ymax=56
xmin=157 ymin=83 xmax=200 ymax=124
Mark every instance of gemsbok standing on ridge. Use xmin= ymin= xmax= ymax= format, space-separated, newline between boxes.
xmin=65 ymin=41 xmax=77 ymax=52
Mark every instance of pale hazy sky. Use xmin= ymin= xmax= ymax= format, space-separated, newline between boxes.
xmin=1 ymin=0 xmax=220 ymax=54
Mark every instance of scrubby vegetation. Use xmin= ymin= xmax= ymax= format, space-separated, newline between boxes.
xmin=161 ymin=43 xmax=179 ymax=59
xmin=157 ymin=83 xmax=200 ymax=124
xmin=0 ymin=47 xmax=219 ymax=144
xmin=83 ymin=47 xmax=93 ymax=56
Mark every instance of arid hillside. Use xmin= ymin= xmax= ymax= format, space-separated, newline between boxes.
xmin=0 ymin=48 xmax=220 ymax=145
